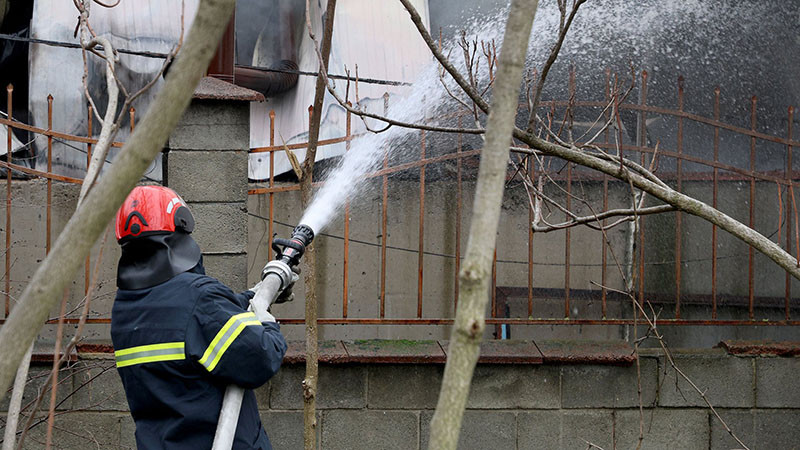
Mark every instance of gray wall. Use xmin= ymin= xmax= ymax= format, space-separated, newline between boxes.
xmin=249 ymin=176 xmax=800 ymax=345
xmin=4 ymin=348 xmax=798 ymax=449
xmin=1 ymin=177 xmax=798 ymax=346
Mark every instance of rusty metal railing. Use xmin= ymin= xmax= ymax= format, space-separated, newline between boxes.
xmin=0 ymin=85 xmax=128 ymax=323
xmin=0 ymin=77 xmax=798 ymax=330
xmin=250 ymin=73 xmax=800 ymax=328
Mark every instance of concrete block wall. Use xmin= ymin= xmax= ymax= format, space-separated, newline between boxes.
xmin=6 ymin=348 xmax=798 ymax=449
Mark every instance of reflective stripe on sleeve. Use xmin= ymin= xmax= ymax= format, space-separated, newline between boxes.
xmin=115 ymin=342 xmax=185 ymax=368
xmin=198 ymin=312 xmax=262 ymax=372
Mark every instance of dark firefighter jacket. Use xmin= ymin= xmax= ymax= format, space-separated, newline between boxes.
xmin=111 ymin=264 xmax=287 ymax=450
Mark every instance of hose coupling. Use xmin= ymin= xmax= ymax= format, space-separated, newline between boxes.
xmin=261 ymin=260 xmax=298 ymax=291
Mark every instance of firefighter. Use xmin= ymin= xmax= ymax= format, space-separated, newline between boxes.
xmin=111 ymin=185 xmax=287 ymax=449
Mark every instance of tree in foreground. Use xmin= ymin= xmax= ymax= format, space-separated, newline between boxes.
xmin=0 ymin=0 xmax=237 ymax=406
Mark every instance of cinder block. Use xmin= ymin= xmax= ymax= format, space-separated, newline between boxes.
xmin=562 ymin=410 xmax=613 ymax=449
xmin=167 ymin=151 xmax=248 ymax=203
xmin=711 ymin=409 xmax=800 ymax=450
xmin=562 ymin=357 xmax=658 ymax=408
xmin=368 ymin=365 xmax=442 ymax=409
xmin=659 ymin=351 xmax=754 ymax=408
xmin=71 ymin=361 xmax=129 ymax=411
xmin=189 ymin=202 xmax=247 ymax=254
xmin=270 ymin=364 xmax=366 ymax=410
xmin=517 ymin=410 xmax=613 ymax=449
xmin=18 ymin=412 xmax=125 ymax=449
xmin=321 ymin=410 xmax=418 ymax=450
xmin=752 ymin=410 xmax=800 ymax=449
xmin=420 ymin=410 xmax=516 ymax=450
xmin=467 ymin=364 xmax=560 ymax=409
xmin=615 ymin=409 xmax=709 ymax=450
xmin=169 ymin=101 xmax=249 ymax=151
xmin=756 ymin=357 xmax=800 ymax=407
xmin=260 ymin=411 xmax=306 ymax=450
xmin=254 ymin=382 xmax=270 ymax=409
xmin=203 ymin=253 xmax=248 ymax=292
xmin=120 ymin=414 xmax=136 ymax=449
xmin=517 ymin=411 xmax=561 ymax=448
xmin=709 ymin=409 xmax=754 ymax=450
xmin=0 ymin=366 xmax=73 ymax=412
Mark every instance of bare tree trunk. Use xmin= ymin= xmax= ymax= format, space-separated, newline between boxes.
xmin=0 ymin=0 xmax=237 ymax=399
xmin=300 ymin=1 xmax=337 ymax=448
xmin=427 ymin=1 xmax=538 ymax=448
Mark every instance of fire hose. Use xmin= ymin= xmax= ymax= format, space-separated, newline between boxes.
xmin=211 ymin=224 xmax=314 ymax=450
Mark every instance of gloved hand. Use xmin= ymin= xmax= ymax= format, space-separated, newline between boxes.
xmin=247 ymin=280 xmax=263 ymax=295
xmin=259 ymin=309 xmax=276 ymax=323
xmin=274 ymin=265 xmax=301 ymax=304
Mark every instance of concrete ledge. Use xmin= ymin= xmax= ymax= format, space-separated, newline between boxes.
xmin=537 ymin=340 xmax=635 ymax=365
xmin=718 ymin=340 xmax=800 ymax=357
xmin=76 ymin=339 xmax=634 ymax=365
xmin=192 ymin=77 xmax=264 ymax=102
xmin=280 ymin=340 xmax=632 ymax=365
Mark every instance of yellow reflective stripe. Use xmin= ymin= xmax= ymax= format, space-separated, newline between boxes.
xmin=115 ymin=342 xmax=184 ymax=357
xmin=198 ymin=312 xmax=251 ymax=365
xmin=198 ymin=312 xmax=261 ymax=372
xmin=116 ymin=353 xmax=185 ymax=368
xmin=115 ymin=342 xmax=185 ymax=368
xmin=206 ymin=322 xmax=247 ymax=372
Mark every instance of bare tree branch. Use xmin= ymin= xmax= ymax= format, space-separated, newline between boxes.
xmin=526 ymin=0 xmax=588 ymax=131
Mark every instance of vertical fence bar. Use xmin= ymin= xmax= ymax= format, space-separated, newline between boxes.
xmin=786 ymin=106 xmax=793 ymax=320
xmin=87 ymin=105 xmax=93 ymax=164
xmin=268 ymin=110 xmax=275 ymax=243
xmin=417 ymin=130 xmax=425 ymax=318
xmin=342 ymin=106 xmax=351 ymax=318
xmin=675 ymin=77 xmax=684 ymax=318
xmin=380 ymin=138 xmax=388 ymax=319
xmin=749 ymin=96 xmax=757 ymax=320
xmin=601 ymin=69 xmax=610 ymax=318
xmin=638 ymin=71 xmax=648 ymax=309
xmin=491 ymin=248 xmax=497 ymax=319
xmin=5 ymin=84 xmax=12 ymax=316
xmin=527 ymin=155 xmax=534 ymax=317
xmin=712 ymin=87 xmax=720 ymax=319
xmin=564 ymin=68 xmax=575 ymax=318
xmin=85 ymin=105 xmax=93 ymax=296
xmin=47 ymin=96 xmax=53 ymax=254
xmin=455 ymin=116 xmax=462 ymax=311
xmin=565 ymin=162 xmax=571 ymax=319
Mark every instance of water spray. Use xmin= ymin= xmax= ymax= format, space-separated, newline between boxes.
xmin=212 ymin=224 xmax=315 ymax=450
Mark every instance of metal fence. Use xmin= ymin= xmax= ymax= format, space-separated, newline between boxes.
xmin=250 ymin=71 xmax=800 ymax=328
xmin=0 ymin=72 xmax=798 ymax=330
xmin=0 ymin=84 xmax=128 ymax=324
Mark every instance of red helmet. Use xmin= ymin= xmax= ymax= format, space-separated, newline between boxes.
xmin=115 ymin=186 xmax=195 ymax=242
